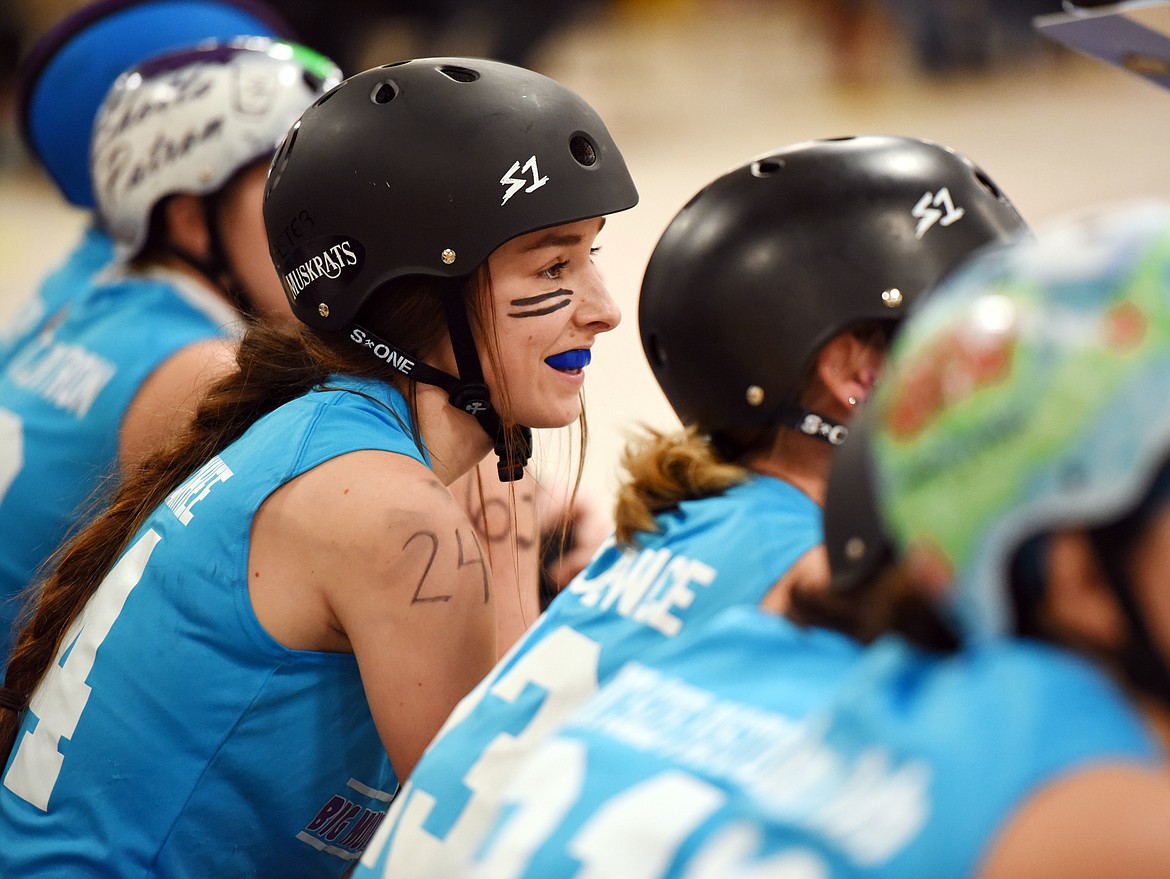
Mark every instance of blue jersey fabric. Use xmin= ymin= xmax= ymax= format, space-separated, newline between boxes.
xmin=0 ymin=227 xmax=114 ymax=368
xmin=357 ymin=475 xmax=822 ymax=877
xmin=450 ymin=607 xmax=1160 ymax=879
xmin=0 ymin=376 xmax=426 ymax=877
xmin=0 ymin=260 xmax=238 ymax=660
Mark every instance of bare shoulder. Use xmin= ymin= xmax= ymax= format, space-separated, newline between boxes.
xmin=979 ymin=763 xmax=1170 ymax=879
xmin=274 ymin=449 xmax=486 ymax=602
xmin=120 ymin=337 xmax=239 ymax=470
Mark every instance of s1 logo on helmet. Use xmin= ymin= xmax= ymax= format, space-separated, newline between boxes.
xmin=500 ymin=155 xmax=549 ymax=206
xmin=912 ymin=187 xmax=966 ymax=240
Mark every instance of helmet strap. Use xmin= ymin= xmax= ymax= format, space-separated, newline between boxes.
xmin=163 ymin=194 xmax=254 ymax=319
xmin=347 ymin=313 xmax=532 ymax=483
xmin=776 ymin=403 xmax=849 ymax=446
xmin=439 ymin=282 xmax=532 ymax=481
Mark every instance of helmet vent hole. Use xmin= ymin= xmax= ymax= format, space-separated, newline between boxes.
xmin=439 ymin=65 xmax=479 ymax=83
xmin=646 ymin=332 xmax=667 ymax=367
xmin=751 ymin=158 xmax=784 ymax=177
xmin=371 ymin=81 xmax=398 ymax=104
xmin=267 ymin=122 xmax=299 ymax=195
xmin=974 ymin=169 xmax=1003 ymax=199
xmin=312 ymin=81 xmax=342 ymax=108
xmin=570 ymin=133 xmax=598 ymax=167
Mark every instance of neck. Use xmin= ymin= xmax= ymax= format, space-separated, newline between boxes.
xmin=745 ymin=427 xmax=834 ymax=506
xmin=413 ymin=382 xmax=495 ymax=486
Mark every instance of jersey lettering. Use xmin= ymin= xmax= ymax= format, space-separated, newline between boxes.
xmin=3 ymin=529 xmax=161 ymax=810
xmin=0 ymin=408 xmax=23 ymax=507
xmin=568 ymin=543 xmax=717 ymax=636
xmin=372 ymin=625 xmax=602 ymax=874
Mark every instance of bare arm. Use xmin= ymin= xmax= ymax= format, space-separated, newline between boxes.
xmin=249 ymin=450 xmax=498 ymax=780
xmin=451 ymin=457 xmax=541 ymax=655
xmin=118 ymin=337 xmax=238 ymax=472
xmin=979 ymin=763 xmax=1170 ymax=879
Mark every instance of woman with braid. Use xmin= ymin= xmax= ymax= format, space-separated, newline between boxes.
xmin=0 ymin=57 xmax=637 ymax=877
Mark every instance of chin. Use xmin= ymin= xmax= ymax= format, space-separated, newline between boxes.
xmin=518 ymin=402 xmax=582 ymax=430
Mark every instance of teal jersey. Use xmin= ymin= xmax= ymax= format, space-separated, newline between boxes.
xmin=0 ymin=227 xmax=114 ymax=368
xmin=0 ymin=377 xmax=426 ymax=877
xmin=358 ymin=475 xmax=822 ymax=877
xmin=0 ymin=261 xmax=239 ymax=660
xmin=447 ymin=607 xmax=1159 ymax=878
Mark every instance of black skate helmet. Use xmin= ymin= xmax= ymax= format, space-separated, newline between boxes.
xmin=263 ymin=57 xmax=638 ymax=479
xmin=638 ymin=135 xmax=1027 ymax=446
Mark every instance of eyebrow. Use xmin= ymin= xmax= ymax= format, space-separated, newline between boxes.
xmin=521 ymin=218 xmax=606 ymax=253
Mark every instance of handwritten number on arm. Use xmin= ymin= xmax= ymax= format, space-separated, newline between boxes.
xmin=405 ymin=528 xmax=490 ymax=604
xmin=457 ymin=528 xmax=490 ymax=603
xmin=406 ymin=530 xmax=449 ymax=604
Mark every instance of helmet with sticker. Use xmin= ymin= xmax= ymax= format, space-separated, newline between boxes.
xmin=637 ymin=135 xmax=1027 ymax=435
xmin=862 ymin=200 xmax=1170 ymax=640
xmin=16 ymin=0 xmax=298 ymax=208
xmin=262 ymin=57 xmax=639 ymax=332
xmin=90 ymin=37 xmax=340 ymax=258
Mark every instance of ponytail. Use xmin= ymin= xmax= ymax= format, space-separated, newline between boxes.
xmin=613 ymin=425 xmax=748 ymax=546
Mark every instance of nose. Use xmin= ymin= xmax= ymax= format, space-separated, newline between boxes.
xmin=575 ymin=264 xmax=621 ymax=333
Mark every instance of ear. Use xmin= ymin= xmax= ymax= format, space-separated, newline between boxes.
xmin=161 ymin=194 xmax=211 ymax=258
xmin=813 ymin=330 xmax=884 ymax=413
xmin=1041 ymin=530 xmax=1128 ymax=650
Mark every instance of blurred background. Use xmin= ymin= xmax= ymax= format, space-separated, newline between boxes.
xmin=3 ymin=0 xmax=1170 ymax=510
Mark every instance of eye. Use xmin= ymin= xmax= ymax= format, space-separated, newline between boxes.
xmin=590 ymin=246 xmax=602 ymax=258
xmin=539 ymin=260 xmax=570 ymax=281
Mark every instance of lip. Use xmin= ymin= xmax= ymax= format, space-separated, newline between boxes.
xmin=544 ymin=348 xmax=592 ymax=371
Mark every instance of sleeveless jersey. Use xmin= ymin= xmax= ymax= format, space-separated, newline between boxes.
xmin=0 ymin=376 xmax=426 ymax=877
xmin=358 ymin=475 xmax=822 ymax=877
xmin=441 ymin=606 xmax=1160 ymax=879
xmin=0 ymin=261 xmax=239 ymax=660
xmin=0 ymin=227 xmax=114 ymax=368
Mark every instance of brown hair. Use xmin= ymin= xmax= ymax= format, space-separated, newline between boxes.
xmin=613 ymin=425 xmax=749 ymax=546
xmin=0 ymin=269 xmax=488 ymax=759
xmin=786 ymin=561 xmax=960 ymax=652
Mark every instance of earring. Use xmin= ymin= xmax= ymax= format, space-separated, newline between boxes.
xmin=848 ymin=396 xmax=858 ymax=406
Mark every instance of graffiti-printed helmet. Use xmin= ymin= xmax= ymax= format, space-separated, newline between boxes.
xmin=864 ymin=200 xmax=1170 ymax=640
xmin=638 ymin=135 xmax=1027 ymax=435
xmin=17 ymin=0 xmax=296 ymax=208
xmin=91 ymin=38 xmax=340 ymax=257
xmin=262 ymin=57 xmax=638 ymax=332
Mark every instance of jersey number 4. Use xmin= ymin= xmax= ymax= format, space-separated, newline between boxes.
xmin=2 ymin=530 xmax=160 ymax=811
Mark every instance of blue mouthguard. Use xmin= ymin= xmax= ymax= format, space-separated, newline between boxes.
xmin=545 ymin=349 xmax=591 ymax=370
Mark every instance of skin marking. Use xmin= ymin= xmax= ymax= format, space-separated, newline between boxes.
xmin=508 ymin=288 xmax=573 ymax=318
xmin=456 ymin=528 xmax=491 ymax=603
xmin=405 ymin=530 xmax=450 ymax=604
xmin=461 ymin=479 xmax=537 ymax=550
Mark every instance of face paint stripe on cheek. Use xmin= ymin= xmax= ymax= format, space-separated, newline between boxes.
xmin=510 ymin=289 xmax=573 ymax=307
xmin=508 ymin=289 xmax=573 ymax=318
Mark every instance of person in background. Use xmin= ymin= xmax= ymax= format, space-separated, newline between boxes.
xmin=445 ymin=199 xmax=1170 ymax=879
xmin=1 ymin=0 xmax=299 ymax=366
xmin=354 ymin=134 xmax=1027 ymax=878
xmin=0 ymin=56 xmax=637 ymax=876
xmin=0 ymin=37 xmax=339 ymax=661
